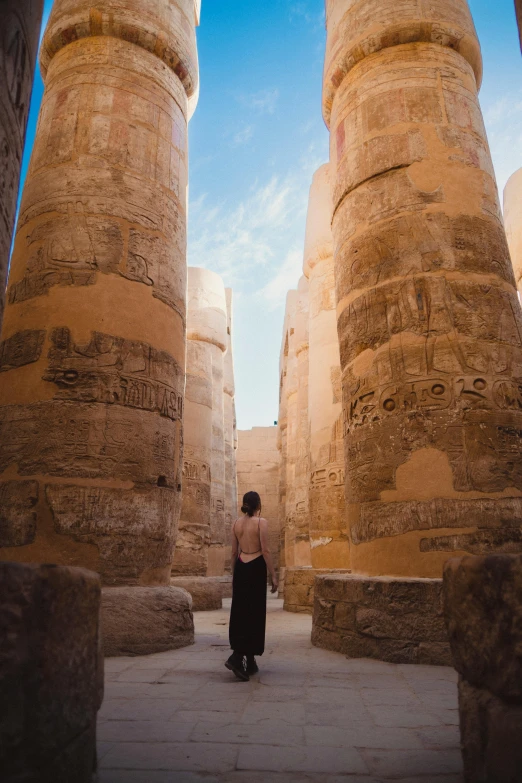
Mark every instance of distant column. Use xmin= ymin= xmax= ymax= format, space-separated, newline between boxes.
xmin=172 ymin=268 xmax=213 ymax=577
xmin=325 ymin=0 xmax=522 ymax=576
xmin=184 ymin=268 xmax=227 ymax=576
xmin=294 ymin=276 xmax=312 ymax=567
xmin=0 ymin=0 xmax=201 ymax=590
xmin=304 ymin=164 xmax=348 ymax=569
xmin=0 ymin=0 xmax=43 ymax=326
xmin=503 ymin=169 xmax=522 ymax=297
xmin=224 ymin=288 xmax=238 ymax=570
xmin=282 ymin=291 xmax=299 ymax=568
xmin=515 ymin=0 xmax=522 ymax=51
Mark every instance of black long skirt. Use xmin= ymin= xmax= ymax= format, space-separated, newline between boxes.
xmin=229 ymin=555 xmax=267 ymax=656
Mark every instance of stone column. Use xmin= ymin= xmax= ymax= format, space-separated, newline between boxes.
xmin=503 ymin=169 xmax=522 ymax=297
xmin=224 ymin=287 xmax=238 ymax=568
xmin=0 ymin=0 xmax=201 ymax=632
xmin=325 ymin=0 xmax=522 ymax=578
xmin=0 ymin=0 xmax=43 ymax=327
xmin=171 ymin=268 xmax=213 ymax=577
xmin=283 ymin=290 xmax=299 ymax=569
xmin=304 ymin=163 xmax=348 ymax=569
xmin=185 ymin=267 xmax=227 ymax=577
xmin=515 ymin=0 xmax=522 ymax=51
xmin=294 ymin=275 xmax=312 ymax=567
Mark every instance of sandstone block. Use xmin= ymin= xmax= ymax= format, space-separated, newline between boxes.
xmin=443 ymin=554 xmax=522 ymax=703
xmin=170 ymin=576 xmax=222 ymax=610
xmin=284 ymin=567 xmax=351 ymax=613
xmin=0 ymin=561 xmax=103 ymax=782
xmin=102 ymin=586 xmax=194 ymax=656
xmin=312 ymin=574 xmax=451 ymax=666
xmin=458 ymin=677 xmax=522 ymax=783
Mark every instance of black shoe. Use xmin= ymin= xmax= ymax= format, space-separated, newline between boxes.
xmin=225 ymin=653 xmax=249 ymax=682
xmin=246 ymin=656 xmax=259 ymax=675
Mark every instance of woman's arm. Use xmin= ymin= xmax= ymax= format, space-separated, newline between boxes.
xmin=259 ymin=518 xmax=278 ymax=593
xmin=230 ymin=521 xmax=239 ymax=573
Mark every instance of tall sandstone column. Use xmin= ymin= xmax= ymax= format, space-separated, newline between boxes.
xmin=185 ymin=268 xmax=227 ymax=576
xmin=294 ymin=275 xmax=312 ymax=567
xmin=0 ymin=0 xmax=43 ymax=326
xmin=224 ymin=287 xmax=238 ymax=567
xmin=171 ymin=267 xmax=213 ymax=576
xmin=283 ymin=290 xmax=299 ymax=569
xmin=304 ymin=163 xmax=348 ymax=569
xmin=325 ymin=0 xmax=522 ymax=578
xmin=503 ymin=170 xmax=522 ymax=297
xmin=0 ymin=1 xmax=201 ymax=593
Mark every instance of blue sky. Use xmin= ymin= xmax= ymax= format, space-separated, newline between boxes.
xmin=20 ymin=0 xmax=522 ymax=429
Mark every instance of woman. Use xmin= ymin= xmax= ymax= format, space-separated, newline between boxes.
xmin=225 ymin=491 xmax=278 ymax=681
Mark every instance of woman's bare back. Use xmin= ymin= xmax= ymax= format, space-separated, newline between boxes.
xmin=234 ymin=514 xmax=264 ymax=562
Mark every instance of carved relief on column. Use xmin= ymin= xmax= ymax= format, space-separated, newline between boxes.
xmin=304 ymin=163 xmax=349 ymax=569
xmin=325 ymin=0 xmax=522 ymax=577
xmin=0 ymin=0 xmax=201 ymax=586
xmin=0 ymin=0 xmax=43 ymax=327
xmin=503 ymin=170 xmax=522 ymax=298
xmin=184 ymin=267 xmax=227 ymax=576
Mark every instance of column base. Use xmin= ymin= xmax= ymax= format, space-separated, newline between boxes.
xmin=102 ymin=586 xmax=194 ymax=656
xmin=170 ymin=576 xmax=225 ymax=610
xmin=312 ymin=573 xmax=451 ymax=666
xmin=283 ymin=566 xmax=351 ymax=614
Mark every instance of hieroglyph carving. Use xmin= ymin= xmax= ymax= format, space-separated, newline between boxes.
xmin=43 ymin=327 xmax=184 ymax=421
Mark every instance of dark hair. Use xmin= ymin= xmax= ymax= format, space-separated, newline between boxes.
xmin=241 ymin=491 xmax=261 ymax=517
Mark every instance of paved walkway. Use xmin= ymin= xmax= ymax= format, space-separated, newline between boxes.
xmin=98 ymin=595 xmax=463 ymax=782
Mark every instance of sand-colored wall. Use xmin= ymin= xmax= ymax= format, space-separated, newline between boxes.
xmin=325 ymin=0 xmax=522 ymax=577
xmin=236 ymin=427 xmax=281 ymax=571
xmin=0 ymin=0 xmax=200 ymax=585
xmin=0 ymin=0 xmax=43 ymax=327
xmin=224 ymin=288 xmax=238 ymax=571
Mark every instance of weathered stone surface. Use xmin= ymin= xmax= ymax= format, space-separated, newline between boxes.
xmin=102 ymin=585 xmax=194 ymax=656
xmin=236 ymin=426 xmax=281 ymax=573
xmin=325 ymin=0 xmax=522 ymax=578
xmin=0 ymin=561 xmax=103 ymax=781
xmin=0 ymin=480 xmax=38 ymax=546
xmin=170 ymin=576 xmax=222 ymax=610
xmin=284 ymin=566 xmax=350 ymax=614
xmin=458 ymin=677 xmax=522 ymax=783
xmin=0 ymin=0 xmax=201 ymax=592
xmin=0 ymin=0 xmax=43 ymax=327
xmin=312 ymin=573 xmax=452 ymax=665
xmin=443 ymin=554 xmax=522 ymax=704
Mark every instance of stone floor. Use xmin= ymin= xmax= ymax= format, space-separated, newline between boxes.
xmin=98 ymin=594 xmax=463 ymax=782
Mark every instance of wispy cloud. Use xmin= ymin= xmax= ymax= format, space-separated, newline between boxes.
xmin=236 ymin=88 xmax=280 ymax=115
xmin=188 ymin=144 xmax=327 ymax=307
xmin=232 ymin=124 xmax=255 ymax=146
xmin=288 ymin=1 xmax=325 ymax=29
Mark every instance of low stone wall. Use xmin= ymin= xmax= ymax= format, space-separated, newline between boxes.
xmin=170 ymin=576 xmax=223 ymax=610
xmin=444 ymin=554 xmax=522 ymax=782
xmin=283 ymin=567 xmax=350 ymax=614
xmin=102 ymin=586 xmax=194 ymax=656
xmin=1 ymin=562 xmax=103 ymax=781
xmin=312 ymin=573 xmax=452 ymax=666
